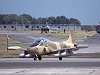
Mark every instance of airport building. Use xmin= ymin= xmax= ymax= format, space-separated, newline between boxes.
xmin=0 ymin=24 xmax=81 ymax=31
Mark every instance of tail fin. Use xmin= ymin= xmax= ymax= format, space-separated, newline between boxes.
xmin=66 ymin=30 xmax=75 ymax=44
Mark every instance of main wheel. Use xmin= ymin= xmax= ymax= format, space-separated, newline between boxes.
xmin=59 ymin=57 xmax=62 ymax=60
xmin=38 ymin=56 xmax=42 ymax=61
xmin=34 ymin=57 xmax=37 ymax=61
xmin=34 ymin=54 xmax=37 ymax=61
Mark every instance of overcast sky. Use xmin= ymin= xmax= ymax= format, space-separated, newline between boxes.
xmin=0 ymin=0 xmax=100 ymax=25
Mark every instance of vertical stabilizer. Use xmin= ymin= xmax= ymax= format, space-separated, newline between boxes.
xmin=66 ymin=30 xmax=75 ymax=44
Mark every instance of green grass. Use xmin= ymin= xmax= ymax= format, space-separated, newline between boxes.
xmin=0 ymin=35 xmax=21 ymax=50
xmin=75 ymin=31 xmax=97 ymax=39
xmin=0 ymin=35 xmax=23 ymax=58
xmin=0 ymin=46 xmax=6 ymax=50
xmin=41 ymin=31 xmax=97 ymax=39
xmin=0 ymin=35 xmax=21 ymax=44
xmin=0 ymin=49 xmax=21 ymax=58
xmin=13 ymin=30 xmax=97 ymax=40
xmin=14 ymin=30 xmax=97 ymax=39
xmin=0 ymin=45 xmax=28 ymax=58
xmin=13 ymin=30 xmax=41 ymax=34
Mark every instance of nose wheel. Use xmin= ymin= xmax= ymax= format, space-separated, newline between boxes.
xmin=34 ymin=54 xmax=37 ymax=61
xmin=34 ymin=54 xmax=42 ymax=61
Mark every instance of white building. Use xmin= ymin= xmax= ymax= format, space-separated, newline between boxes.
xmin=0 ymin=24 xmax=81 ymax=31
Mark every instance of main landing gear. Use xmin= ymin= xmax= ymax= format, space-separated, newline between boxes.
xmin=59 ymin=57 xmax=62 ymax=60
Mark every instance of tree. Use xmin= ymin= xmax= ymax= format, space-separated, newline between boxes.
xmin=55 ymin=16 xmax=70 ymax=24
xmin=47 ymin=16 xmax=56 ymax=24
xmin=0 ymin=14 xmax=81 ymax=25
xmin=70 ymin=18 xmax=81 ymax=25
xmin=17 ymin=14 xmax=33 ymax=24
xmin=9 ymin=14 xmax=18 ymax=24
xmin=1 ymin=14 xmax=11 ymax=24
xmin=32 ymin=18 xmax=38 ymax=24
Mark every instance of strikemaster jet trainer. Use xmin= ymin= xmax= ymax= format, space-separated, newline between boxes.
xmin=19 ymin=30 xmax=88 ymax=60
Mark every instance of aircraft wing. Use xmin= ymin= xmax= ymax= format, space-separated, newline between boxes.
xmin=45 ymin=47 xmax=79 ymax=57
xmin=47 ymin=46 xmax=79 ymax=55
xmin=46 ymin=44 xmax=88 ymax=57
xmin=53 ymin=48 xmax=79 ymax=52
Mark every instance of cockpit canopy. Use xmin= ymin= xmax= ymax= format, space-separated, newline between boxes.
xmin=30 ymin=38 xmax=50 ymax=47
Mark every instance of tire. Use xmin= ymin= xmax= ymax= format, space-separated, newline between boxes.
xmin=34 ymin=57 xmax=37 ymax=61
xmin=34 ymin=54 xmax=37 ymax=61
xmin=38 ymin=56 xmax=42 ymax=61
xmin=59 ymin=57 xmax=62 ymax=60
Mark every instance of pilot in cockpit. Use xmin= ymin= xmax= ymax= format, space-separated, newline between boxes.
xmin=30 ymin=39 xmax=47 ymax=47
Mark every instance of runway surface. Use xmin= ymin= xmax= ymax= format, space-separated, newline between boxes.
xmin=0 ymin=58 xmax=100 ymax=69
xmin=0 ymin=58 xmax=100 ymax=75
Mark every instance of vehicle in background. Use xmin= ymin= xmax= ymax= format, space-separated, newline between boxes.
xmin=41 ymin=25 xmax=60 ymax=33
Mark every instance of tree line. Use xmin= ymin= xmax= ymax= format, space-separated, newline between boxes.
xmin=0 ymin=14 xmax=81 ymax=25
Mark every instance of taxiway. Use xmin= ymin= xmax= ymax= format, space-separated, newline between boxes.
xmin=0 ymin=58 xmax=100 ymax=75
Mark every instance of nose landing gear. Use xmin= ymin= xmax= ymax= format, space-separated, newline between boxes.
xmin=34 ymin=54 xmax=42 ymax=61
xmin=34 ymin=54 xmax=37 ymax=61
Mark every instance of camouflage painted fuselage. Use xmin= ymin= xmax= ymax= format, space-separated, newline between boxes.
xmin=27 ymin=41 xmax=78 ymax=56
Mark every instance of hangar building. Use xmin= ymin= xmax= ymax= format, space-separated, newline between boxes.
xmin=0 ymin=24 xmax=81 ymax=31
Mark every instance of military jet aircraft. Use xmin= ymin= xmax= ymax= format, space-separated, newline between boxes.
xmin=41 ymin=25 xmax=60 ymax=33
xmin=19 ymin=30 xmax=88 ymax=60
